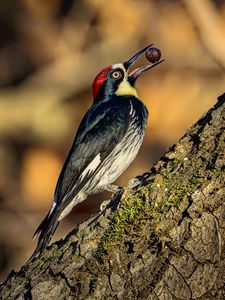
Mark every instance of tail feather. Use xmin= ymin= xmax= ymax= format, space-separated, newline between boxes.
xmin=30 ymin=212 xmax=60 ymax=260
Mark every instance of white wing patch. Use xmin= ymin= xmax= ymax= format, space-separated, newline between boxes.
xmin=129 ymin=101 xmax=133 ymax=115
xmin=129 ymin=100 xmax=136 ymax=117
xmin=48 ymin=201 xmax=56 ymax=217
xmin=59 ymin=154 xmax=101 ymax=208
xmin=79 ymin=154 xmax=101 ymax=181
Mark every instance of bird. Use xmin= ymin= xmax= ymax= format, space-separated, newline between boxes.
xmin=31 ymin=45 xmax=164 ymax=259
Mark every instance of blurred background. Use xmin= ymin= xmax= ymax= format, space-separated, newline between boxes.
xmin=0 ymin=0 xmax=224 ymax=281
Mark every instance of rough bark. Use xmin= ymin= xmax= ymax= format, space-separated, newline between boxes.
xmin=0 ymin=94 xmax=225 ymax=300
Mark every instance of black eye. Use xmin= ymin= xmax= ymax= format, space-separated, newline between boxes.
xmin=111 ymin=70 xmax=123 ymax=79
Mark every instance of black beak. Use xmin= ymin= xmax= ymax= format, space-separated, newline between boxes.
xmin=124 ymin=45 xmax=164 ymax=83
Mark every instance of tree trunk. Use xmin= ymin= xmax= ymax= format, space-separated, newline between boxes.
xmin=0 ymin=94 xmax=225 ymax=300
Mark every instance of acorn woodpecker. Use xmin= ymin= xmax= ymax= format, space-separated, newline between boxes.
xmin=31 ymin=45 xmax=164 ymax=258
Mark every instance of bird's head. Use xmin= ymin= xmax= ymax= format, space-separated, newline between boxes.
xmin=92 ymin=45 xmax=164 ymax=103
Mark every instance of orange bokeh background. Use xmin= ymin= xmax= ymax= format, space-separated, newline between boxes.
xmin=0 ymin=0 xmax=224 ymax=281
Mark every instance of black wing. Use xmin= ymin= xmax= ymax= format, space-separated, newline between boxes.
xmin=32 ymin=95 xmax=148 ymax=258
xmin=54 ymin=99 xmax=132 ymax=213
xmin=31 ymin=99 xmax=132 ymax=258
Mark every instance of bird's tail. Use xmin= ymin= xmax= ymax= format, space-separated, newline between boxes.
xmin=30 ymin=210 xmax=59 ymax=260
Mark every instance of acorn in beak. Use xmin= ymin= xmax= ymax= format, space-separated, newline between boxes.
xmin=124 ymin=45 xmax=164 ymax=83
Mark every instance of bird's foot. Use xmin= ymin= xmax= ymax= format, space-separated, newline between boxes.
xmin=100 ymin=185 xmax=124 ymax=211
xmin=100 ymin=199 xmax=111 ymax=211
xmin=127 ymin=176 xmax=143 ymax=191
xmin=105 ymin=184 xmax=123 ymax=194
xmin=127 ymin=173 xmax=151 ymax=192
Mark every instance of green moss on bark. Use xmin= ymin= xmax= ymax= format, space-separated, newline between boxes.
xmin=96 ymin=174 xmax=202 ymax=259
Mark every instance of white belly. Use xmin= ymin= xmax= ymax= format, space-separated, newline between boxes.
xmin=88 ymin=124 xmax=145 ymax=193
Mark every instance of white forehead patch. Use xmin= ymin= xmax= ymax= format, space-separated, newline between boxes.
xmin=112 ymin=63 xmax=127 ymax=76
xmin=112 ymin=63 xmax=138 ymax=98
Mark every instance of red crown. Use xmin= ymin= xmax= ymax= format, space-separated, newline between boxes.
xmin=92 ymin=65 xmax=112 ymax=100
